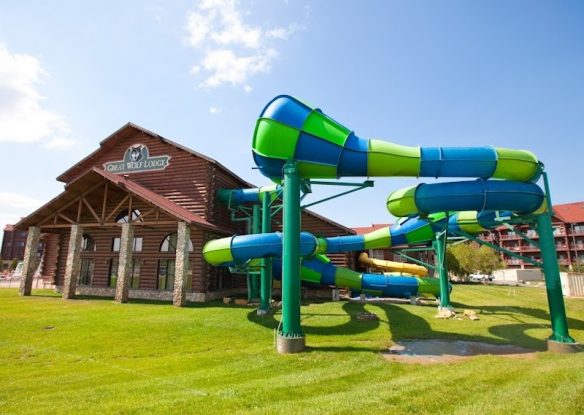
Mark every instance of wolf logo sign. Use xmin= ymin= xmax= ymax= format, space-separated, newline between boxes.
xmin=129 ymin=145 xmax=144 ymax=162
xmin=103 ymin=144 xmax=171 ymax=174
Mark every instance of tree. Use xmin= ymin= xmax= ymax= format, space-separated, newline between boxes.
xmin=446 ymin=242 xmax=504 ymax=281
xmin=477 ymin=245 xmax=504 ymax=275
xmin=446 ymin=243 xmax=476 ymax=278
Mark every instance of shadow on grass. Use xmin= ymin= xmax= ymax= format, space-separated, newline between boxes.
xmin=247 ymin=301 xmax=382 ymax=337
xmin=454 ymin=301 xmax=584 ymax=333
xmin=374 ymin=302 xmax=548 ymax=351
xmin=248 ymin=300 xmax=549 ymax=352
xmin=305 ymin=345 xmax=380 ymax=353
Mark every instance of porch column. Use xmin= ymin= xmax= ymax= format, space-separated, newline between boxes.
xmin=19 ymin=226 xmax=41 ymax=296
xmin=173 ymin=221 xmax=190 ymax=307
xmin=115 ymin=223 xmax=134 ymax=303
xmin=62 ymin=225 xmax=83 ymax=299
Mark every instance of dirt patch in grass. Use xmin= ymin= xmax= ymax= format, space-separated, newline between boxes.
xmin=384 ymin=339 xmax=538 ymax=364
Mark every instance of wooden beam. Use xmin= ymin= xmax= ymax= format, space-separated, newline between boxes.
xmin=128 ymin=194 xmax=133 ymax=222
xmin=137 ymin=207 xmax=155 ymax=221
xmin=38 ymin=180 xmax=105 ymax=226
xmin=40 ymin=220 xmax=180 ymax=229
xmin=58 ymin=213 xmax=76 ymax=225
xmin=77 ymin=198 xmax=83 ymax=223
xmin=105 ymin=194 xmax=130 ymax=223
xmin=101 ymin=182 xmax=108 ymax=224
xmin=82 ymin=197 xmax=101 ymax=223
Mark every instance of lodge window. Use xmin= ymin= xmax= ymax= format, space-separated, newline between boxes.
xmin=157 ymin=259 xmax=175 ymax=291
xmin=78 ymin=259 xmax=94 ymax=286
xmin=78 ymin=234 xmax=96 ymax=286
xmin=108 ymin=258 xmax=141 ymax=289
xmin=156 ymin=233 xmax=194 ymax=291
xmin=159 ymin=233 xmax=194 ymax=253
xmin=111 ymin=237 xmax=143 ymax=252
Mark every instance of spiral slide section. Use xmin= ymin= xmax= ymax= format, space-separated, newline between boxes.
xmin=217 ymin=185 xmax=282 ymax=205
xmin=203 ymin=180 xmax=545 ymax=297
xmin=277 ymin=255 xmax=441 ymax=298
xmin=358 ymin=252 xmax=428 ymax=277
xmin=252 ymin=95 xmax=540 ymax=182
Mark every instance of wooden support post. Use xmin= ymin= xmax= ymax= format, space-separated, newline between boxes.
xmin=173 ymin=222 xmax=190 ymax=307
xmin=19 ymin=226 xmax=41 ymax=296
xmin=115 ymin=223 xmax=134 ymax=303
xmin=62 ymin=225 xmax=83 ymax=299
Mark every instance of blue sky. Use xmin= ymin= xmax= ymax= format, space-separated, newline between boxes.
xmin=0 ymin=0 xmax=583 ymax=245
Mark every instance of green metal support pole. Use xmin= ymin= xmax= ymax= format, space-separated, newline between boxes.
xmin=538 ymin=172 xmax=575 ymax=345
xmin=258 ymin=194 xmax=272 ymax=314
xmin=250 ymin=205 xmax=261 ymax=300
xmin=277 ymin=161 xmax=305 ymax=353
xmin=434 ymin=230 xmax=451 ymax=309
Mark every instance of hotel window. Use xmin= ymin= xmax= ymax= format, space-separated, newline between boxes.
xmin=369 ymin=249 xmax=385 ymax=260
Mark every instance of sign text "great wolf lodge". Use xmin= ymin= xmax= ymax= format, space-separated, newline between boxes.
xmin=104 ymin=144 xmax=171 ymax=174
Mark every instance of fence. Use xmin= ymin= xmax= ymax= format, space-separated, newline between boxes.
xmin=560 ymin=273 xmax=584 ymax=297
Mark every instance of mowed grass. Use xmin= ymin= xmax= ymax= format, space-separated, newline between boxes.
xmin=1 ymin=285 xmax=584 ymax=414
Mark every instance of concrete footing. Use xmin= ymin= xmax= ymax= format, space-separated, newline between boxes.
xmin=257 ymin=308 xmax=272 ymax=316
xmin=547 ymin=340 xmax=582 ymax=353
xmin=276 ymin=334 xmax=305 ymax=354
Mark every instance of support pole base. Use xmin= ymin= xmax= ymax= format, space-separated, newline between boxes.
xmin=257 ymin=308 xmax=272 ymax=316
xmin=547 ymin=340 xmax=581 ymax=354
xmin=276 ymin=334 xmax=305 ymax=354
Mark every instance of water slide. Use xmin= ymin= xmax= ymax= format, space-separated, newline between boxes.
xmin=358 ymin=252 xmax=428 ymax=277
xmin=203 ymin=95 xmax=546 ymax=298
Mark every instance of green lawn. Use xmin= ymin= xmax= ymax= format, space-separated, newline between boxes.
xmin=1 ymin=285 xmax=584 ymax=414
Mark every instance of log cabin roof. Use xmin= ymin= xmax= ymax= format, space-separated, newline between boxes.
xmin=17 ymin=167 xmax=230 ymax=233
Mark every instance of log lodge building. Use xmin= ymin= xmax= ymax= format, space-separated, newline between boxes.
xmin=16 ymin=123 xmax=354 ymax=306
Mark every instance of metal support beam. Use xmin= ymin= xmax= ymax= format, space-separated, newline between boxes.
xmin=259 ymin=194 xmax=273 ymax=315
xmin=455 ymin=230 xmax=543 ymax=267
xmin=539 ymin=172 xmax=574 ymax=345
xmin=434 ymin=225 xmax=451 ymax=308
xmin=277 ymin=161 xmax=305 ymax=353
xmin=248 ymin=204 xmax=261 ymax=301
xmin=301 ymin=180 xmax=374 ymax=209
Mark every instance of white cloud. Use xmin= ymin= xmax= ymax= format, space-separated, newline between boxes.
xmin=0 ymin=42 xmax=76 ymax=148
xmin=0 ymin=192 xmax=44 ymax=211
xmin=44 ymin=136 xmax=77 ymax=149
xmin=209 ymin=106 xmax=221 ymax=114
xmin=0 ymin=193 xmax=44 ymax=248
xmin=199 ymin=48 xmax=276 ymax=91
xmin=185 ymin=0 xmax=299 ymax=90
xmin=266 ymin=24 xmax=299 ymax=40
